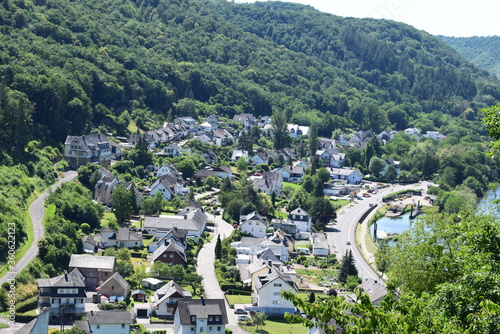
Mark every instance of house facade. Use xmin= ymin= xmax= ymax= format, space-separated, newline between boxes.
xmin=289 ymin=207 xmax=312 ymax=233
xmin=86 ymin=310 xmax=132 ymax=334
xmin=64 ymin=134 xmax=111 ymax=168
xmin=240 ymin=212 xmax=268 ymax=238
xmin=68 ymin=255 xmax=116 ymax=289
xmin=151 ymin=280 xmax=192 ymax=317
xmin=97 ymin=227 xmax=143 ymax=249
xmin=329 ymin=168 xmax=364 ymax=185
xmin=152 ymin=239 xmax=187 ymax=267
xmin=174 ymin=299 xmax=228 ymax=334
xmin=37 ymin=269 xmax=87 ymax=319
xmin=97 ymin=272 xmax=130 ymax=301
xmin=250 ymin=267 xmax=297 ymax=316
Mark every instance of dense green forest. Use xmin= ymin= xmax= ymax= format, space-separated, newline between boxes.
xmin=0 ymin=0 xmax=499 ymax=152
xmin=440 ymin=35 xmax=500 ymax=78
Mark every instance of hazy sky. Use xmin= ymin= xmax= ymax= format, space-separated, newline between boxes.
xmin=238 ymin=0 xmax=499 ymax=37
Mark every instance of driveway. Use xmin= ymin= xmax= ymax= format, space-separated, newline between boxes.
xmin=197 ymin=210 xmax=250 ymax=334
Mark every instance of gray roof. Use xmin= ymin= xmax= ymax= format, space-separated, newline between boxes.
xmin=98 ymin=272 xmax=130 ymax=290
xmin=153 ymin=240 xmax=186 ymax=262
xmin=38 ymin=269 xmax=85 ymax=288
xmin=256 ymin=248 xmax=282 ymax=264
xmin=87 ymin=310 xmax=133 ymax=325
xmin=69 ymin=254 xmax=115 ymax=270
xmin=175 ymin=299 xmax=228 ymax=325
xmin=241 ymin=211 xmax=268 ymax=226
xmin=254 ymin=266 xmax=296 ymax=291
xmin=311 ymin=233 xmax=329 ymax=250
xmin=144 ymin=207 xmax=206 ymax=232
xmin=64 ymin=134 xmax=109 ymax=153
xmin=82 ymin=236 xmax=98 ymax=247
xmin=153 ymin=280 xmax=190 ymax=308
xmin=73 ymin=320 xmax=90 ymax=332
xmin=115 ymin=227 xmax=143 ymax=242
xmin=240 ymin=237 xmax=266 ymax=247
xmin=290 ymin=207 xmax=310 ymax=217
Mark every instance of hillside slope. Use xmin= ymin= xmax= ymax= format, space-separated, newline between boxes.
xmin=440 ymin=35 xmax=500 ymax=78
xmin=0 ymin=0 xmax=498 ymax=152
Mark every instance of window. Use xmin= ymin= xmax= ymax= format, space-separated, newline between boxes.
xmin=111 ymin=286 xmax=114 ymax=291
xmin=200 ymin=328 xmax=203 ymax=333
xmin=57 ymin=288 xmax=78 ymax=294
xmin=170 ymin=254 xmax=174 ymax=258
xmin=96 ymin=325 xmax=100 ymax=329
xmin=191 ymin=327 xmax=194 ymax=331
xmin=191 ymin=316 xmax=196 ymax=323
xmin=52 ymin=298 xmax=60 ymax=304
xmin=272 ymin=300 xmax=280 ymax=304
xmin=215 ymin=316 xmax=220 ymax=321
xmin=122 ymin=324 xmax=125 ymax=329
xmin=273 ymin=292 xmax=280 ymax=296
xmin=217 ymin=327 xmax=221 ymax=331
xmin=273 ymin=283 xmax=282 ymax=287
xmin=209 ymin=327 xmax=212 ymax=331
xmin=272 ymin=309 xmax=280 ymax=313
xmin=248 ymin=222 xmax=252 ymax=225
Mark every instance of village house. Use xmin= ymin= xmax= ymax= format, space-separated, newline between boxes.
xmin=240 ymin=211 xmax=268 ymax=238
xmin=248 ymin=265 xmax=297 ymax=316
xmin=37 ymin=269 xmax=87 ymax=320
xmin=310 ymin=233 xmax=329 ymax=256
xmin=68 ymin=255 xmax=116 ymax=289
xmin=151 ymin=280 xmax=192 ymax=317
xmin=174 ymin=116 xmax=198 ymax=133
xmin=329 ymin=167 xmax=364 ymax=185
xmin=86 ymin=310 xmax=133 ymax=334
xmin=143 ymin=205 xmax=207 ymax=239
xmin=174 ymin=299 xmax=228 ymax=334
xmin=252 ymin=171 xmax=283 ymax=196
xmin=64 ymin=134 xmax=111 ymax=168
xmin=96 ymin=272 xmax=130 ymax=302
xmin=273 ymin=165 xmax=305 ymax=182
xmin=232 ymin=113 xmax=255 ymax=127
xmin=152 ymin=239 xmax=188 ymax=267
xmin=96 ymin=227 xmax=143 ymax=249
xmin=287 ymin=124 xmax=310 ymax=138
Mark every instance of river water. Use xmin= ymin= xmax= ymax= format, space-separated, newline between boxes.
xmin=370 ymin=187 xmax=500 ymax=240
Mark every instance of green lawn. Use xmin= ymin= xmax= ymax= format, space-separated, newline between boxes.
xmin=240 ymin=316 xmax=307 ymax=334
xmin=226 ymin=294 xmax=252 ymax=305
xmin=0 ymin=323 xmax=8 ymax=329
xmin=283 ymin=182 xmax=301 ymax=191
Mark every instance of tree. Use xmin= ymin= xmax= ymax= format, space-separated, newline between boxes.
xmin=251 ymin=311 xmax=266 ymax=331
xmin=215 ymin=234 xmax=222 ymax=260
xmin=309 ymin=122 xmax=318 ymax=157
xmin=116 ymin=248 xmax=131 ymax=262
xmin=236 ymin=156 xmax=247 ymax=172
xmin=111 ymin=184 xmax=133 ymax=223
xmin=383 ymin=164 xmax=398 ymax=182
xmin=115 ymin=260 xmax=134 ymax=278
xmin=317 ymin=168 xmax=331 ymax=183
xmin=184 ymin=272 xmax=203 ymax=295
xmin=338 ymin=250 xmax=357 ymax=284
xmin=271 ymin=109 xmax=289 ymax=149
xmin=309 ymin=291 xmax=316 ymax=303
xmin=368 ymin=156 xmax=385 ymax=178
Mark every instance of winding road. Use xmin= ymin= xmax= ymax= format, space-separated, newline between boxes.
xmin=0 ymin=170 xmax=78 ymax=287
xmin=328 ymin=182 xmax=428 ymax=290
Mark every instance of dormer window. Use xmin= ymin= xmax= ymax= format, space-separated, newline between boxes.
xmin=191 ymin=315 xmax=196 ymax=323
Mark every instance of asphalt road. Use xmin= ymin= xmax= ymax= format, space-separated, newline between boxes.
xmin=328 ymin=182 xmax=427 ymax=285
xmin=0 ymin=170 xmax=78 ymax=287
xmin=197 ymin=210 xmax=251 ymax=334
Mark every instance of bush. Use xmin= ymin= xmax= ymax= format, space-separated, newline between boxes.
xmin=16 ymin=296 xmax=39 ymax=313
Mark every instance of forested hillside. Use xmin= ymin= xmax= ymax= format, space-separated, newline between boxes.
xmin=0 ymin=0 xmax=499 ymax=155
xmin=440 ymin=35 xmax=500 ymax=78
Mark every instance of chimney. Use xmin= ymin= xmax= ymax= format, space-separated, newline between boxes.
xmin=64 ymin=271 xmax=68 ymax=281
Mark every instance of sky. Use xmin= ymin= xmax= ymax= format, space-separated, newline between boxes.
xmin=238 ymin=0 xmax=500 ymax=37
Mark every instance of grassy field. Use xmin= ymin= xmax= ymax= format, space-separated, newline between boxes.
xmin=240 ymin=316 xmax=307 ymax=334
xmin=283 ymin=182 xmax=301 ymax=191
xmin=295 ymin=268 xmax=337 ymax=285
xmin=226 ymin=294 xmax=252 ymax=305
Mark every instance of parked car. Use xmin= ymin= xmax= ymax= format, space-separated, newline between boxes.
xmin=238 ymin=315 xmax=251 ymax=321
xmin=234 ymin=309 xmax=247 ymax=315
xmin=346 ymin=240 xmax=351 ymax=245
